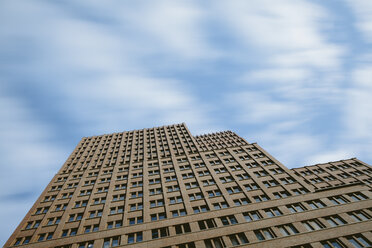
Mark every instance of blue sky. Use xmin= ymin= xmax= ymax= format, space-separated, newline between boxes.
xmin=1 ymin=0 xmax=372 ymax=245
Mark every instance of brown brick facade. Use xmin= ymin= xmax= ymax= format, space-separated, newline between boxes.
xmin=4 ymin=123 xmax=372 ymax=248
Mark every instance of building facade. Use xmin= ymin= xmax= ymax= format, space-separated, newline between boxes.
xmin=4 ymin=123 xmax=372 ymax=248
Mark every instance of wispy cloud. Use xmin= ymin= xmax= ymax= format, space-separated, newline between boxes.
xmin=0 ymin=0 xmax=371 ymax=245
xmin=346 ymin=0 xmax=372 ymax=43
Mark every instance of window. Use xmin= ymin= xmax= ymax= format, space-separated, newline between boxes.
xmin=213 ymin=202 xmax=228 ymax=210
xmin=220 ymin=215 xmax=238 ymax=226
xmin=348 ymin=192 xmax=368 ymax=201
xmin=150 ymin=188 xmax=162 ymax=195
xmin=276 ymin=224 xmax=299 ymax=236
xmin=61 ymin=228 xmax=78 ymax=237
xmin=167 ymin=185 xmax=180 ymax=192
xmin=68 ymin=213 xmax=83 ymax=222
xmin=348 ymin=210 xmax=371 ymax=222
xmin=204 ymin=237 xmax=226 ymax=248
xmin=185 ymin=182 xmax=199 ymax=189
xmin=287 ymin=203 xmax=306 ymax=213
xmin=112 ymin=194 xmax=125 ymax=201
xmin=54 ymin=204 xmax=65 ymax=211
xmin=290 ymin=244 xmax=313 ymax=248
xmin=130 ymin=203 xmax=143 ymax=211
xmin=346 ymin=234 xmax=371 ymax=248
xmin=129 ymin=216 xmax=143 ymax=225
xmin=130 ymin=191 xmax=143 ymax=198
xmin=46 ymin=217 xmax=61 ymax=225
xmin=25 ymin=220 xmax=41 ymax=229
xmin=236 ymin=173 xmax=250 ymax=180
xmin=23 ymin=236 xmax=31 ymax=245
xmin=150 ymin=199 xmax=164 ymax=207
xmin=115 ymin=183 xmax=127 ymax=190
xmin=38 ymin=233 xmax=46 ymax=242
xmin=78 ymin=241 xmax=94 ymax=248
xmin=84 ymin=224 xmax=99 ymax=233
xmin=151 ymin=212 xmax=166 ymax=221
xmin=302 ymin=219 xmax=325 ymax=231
xmin=329 ymin=195 xmax=349 ymax=205
xmin=75 ymin=200 xmax=88 ymax=208
xmin=107 ymin=220 xmax=122 ymax=229
xmin=208 ymin=190 xmax=222 ymax=197
xmin=176 ymin=242 xmax=196 ymax=248
xmin=131 ymin=181 xmax=143 ymax=187
xmin=150 ymin=178 xmax=161 ymax=184
xmin=226 ymin=186 xmax=242 ymax=194
xmin=89 ymin=210 xmax=103 ymax=218
xmin=321 ymin=239 xmax=345 ymax=248
xmin=152 ymin=227 xmax=169 ymax=239
xmin=253 ymin=194 xmax=269 ymax=202
xmin=174 ymin=223 xmax=191 ymax=234
xmin=172 ymin=209 xmax=187 ymax=217
xmin=182 ymin=173 xmax=195 ymax=179
xmin=264 ymin=207 xmax=282 ymax=217
xmin=165 ymin=176 xmax=177 ymax=182
xmin=324 ymin=215 xmax=347 ymax=227
xmin=220 ymin=176 xmax=234 ymax=183
xmin=103 ymin=236 xmax=120 ymax=247
xmin=233 ymin=198 xmax=250 ymax=206
xmin=169 ymin=196 xmax=183 ymax=204
xmin=127 ymin=232 xmax=143 ymax=244
xmin=110 ymin=206 xmax=124 ymax=214
xmin=203 ymin=179 xmax=216 ymax=186
xmin=229 ymin=233 xmax=249 ymax=246
xmin=243 ymin=211 xmax=262 ymax=222
xmin=193 ymin=205 xmax=209 ymax=213
xmin=245 ymin=183 xmax=259 ymax=191
xmin=254 ymin=228 xmax=276 ymax=240
xmin=307 ymin=200 xmax=326 ymax=209
xmin=189 ymin=192 xmax=204 ymax=201
xmin=273 ymin=191 xmax=290 ymax=198
xmin=198 ymin=218 xmax=216 ymax=230
xmin=263 ymin=180 xmax=279 ymax=187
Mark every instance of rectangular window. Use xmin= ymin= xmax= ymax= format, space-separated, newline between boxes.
xmin=287 ymin=203 xmax=306 ymax=213
xmin=151 ymin=212 xmax=166 ymax=221
xmin=348 ymin=192 xmax=368 ymax=201
xmin=243 ymin=211 xmax=262 ymax=222
xmin=346 ymin=234 xmax=371 ymax=248
xmin=229 ymin=233 xmax=249 ymax=246
xmin=127 ymin=232 xmax=143 ymax=244
xmin=204 ymin=237 xmax=226 ymax=248
xmin=129 ymin=216 xmax=143 ymax=225
xmin=174 ymin=223 xmax=191 ymax=234
xmin=198 ymin=218 xmax=216 ymax=230
xmin=321 ymin=239 xmax=345 ymax=248
xmin=329 ymin=196 xmax=349 ymax=205
xmin=220 ymin=215 xmax=238 ymax=226
xmin=307 ymin=200 xmax=326 ymax=209
xmin=152 ymin=227 xmax=169 ymax=239
xmin=103 ymin=236 xmax=120 ymax=248
xmin=348 ymin=210 xmax=371 ymax=222
xmin=264 ymin=207 xmax=282 ymax=217
xmin=276 ymin=224 xmax=299 ymax=236
xmin=302 ymin=219 xmax=325 ymax=231
xmin=254 ymin=228 xmax=276 ymax=241
xmin=324 ymin=215 xmax=347 ymax=227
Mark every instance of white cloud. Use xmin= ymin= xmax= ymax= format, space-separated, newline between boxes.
xmin=344 ymin=65 xmax=372 ymax=140
xmin=305 ymin=149 xmax=355 ymax=166
xmin=346 ymin=0 xmax=372 ymax=43
xmin=230 ymin=92 xmax=301 ymax=124
xmin=217 ymin=0 xmax=345 ymax=68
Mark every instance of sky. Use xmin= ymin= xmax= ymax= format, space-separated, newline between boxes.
xmin=0 ymin=0 xmax=372 ymax=245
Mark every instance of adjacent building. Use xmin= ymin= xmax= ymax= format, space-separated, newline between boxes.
xmin=4 ymin=123 xmax=372 ymax=248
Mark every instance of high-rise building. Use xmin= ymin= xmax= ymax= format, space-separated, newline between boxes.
xmin=4 ymin=123 xmax=372 ymax=248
